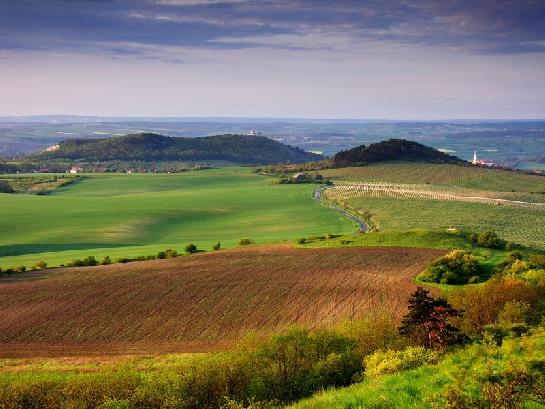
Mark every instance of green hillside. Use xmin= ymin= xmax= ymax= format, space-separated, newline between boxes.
xmin=32 ymin=133 xmax=321 ymax=164
xmin=0 ymin=168 xmax=353 ymax=268
xmin=333 ymin=139 xmax=465 ymax=167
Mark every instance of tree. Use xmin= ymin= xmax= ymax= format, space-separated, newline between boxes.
xmin=185 ymin=243 xmax=197 ymax=254
xmin=399 ymin=287 xmax=465 ymax=349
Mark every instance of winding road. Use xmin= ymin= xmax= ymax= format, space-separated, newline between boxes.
xmin=313 ymin=186 xmax=368 ymax=233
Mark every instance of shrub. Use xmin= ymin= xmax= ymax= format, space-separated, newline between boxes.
xmin=213 ymin=242 xmax=221 ymax=250
xmin=157 ymin=251 xmax=166 ymax=259
xmin=239 ymin=238 xmax=254 ymax=246
xmin=447 ymin=276 xmax=542 ymax=336
xmin=296 ymin=238 xmax=306 ymax=244
xmin=164 ymin=249 xmax=178 ymax=258
xmin=420 ymin=250 xmax=482 ymax=285
xmin=35 ymin=260 xmax=47 ymax=269
xmin=67 ymin=256 xmax=98 ymax=267
xmin=364 ymin=346 xmax=439 ymax=377
xmin=185 ymin=244 xmax=197 ymax=254
xmin=529 ymin=253 xmax=545 ymax=268
xmin=497 ymin=301 xmax=532 ymax=326
xmin=101 ymin=256 xmax=112 ymax=265
xmin=477 ymin=231 xmax=504 ymax=249
xmin=0 ymin=180 xmax=14 ymax=193
xmin=14 ymin=265 xmax=26 ymax=273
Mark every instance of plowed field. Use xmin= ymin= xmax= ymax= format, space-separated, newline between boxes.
xmin=0 ymin=245 xmax=443 ymax=357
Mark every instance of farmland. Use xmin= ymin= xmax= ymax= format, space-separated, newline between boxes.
xmin=318 ymin=163 xmax=545 ymax=250
xmin=0 ymin=168 xmax=354 ymax=268
xmin=0 ymin=244 xmax=442 ymax=357
xmin=318 ymin=162 xmax=545 ymax=192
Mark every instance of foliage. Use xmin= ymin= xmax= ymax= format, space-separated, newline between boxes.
xmin=447 ymin=276 xmax=544 ymax=336
xmin=333 ymin=139 xmax=464 ymax=168
xmin=239 ymin=238 xmax=254 ymax=246
xmin=364 ymin=346 xmax=439 ymax=377
xmin=66 ymin=255 xmax=98 ymax=267
xmin=213 ymin=242 xmax=221 ymax=250
xmin=0 ymin=180 xmax=14 ymax=193
xmin=420 ymin=250 xmax=483 ymax=284
xmin=469 ymin=230 xmax=505 ymax=249
xmin=399 ymin=287 xmax=465 ymax=349
xmin=290 ymin=327 xmax=545 ymax=409
xmin=33 ymin=133 xmax=321 ymax=165
xmin=184 ymin=244 xmax=197 ymax=254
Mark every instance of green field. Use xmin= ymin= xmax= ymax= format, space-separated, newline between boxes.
xmin=319 ymin=162 xmax=545 ymax=192
xmin=338 ymin=196 xmax=545 ymax=249
xmin=0 ymin=168 xmax=354 ymax=268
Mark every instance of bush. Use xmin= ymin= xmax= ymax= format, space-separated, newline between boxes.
xmin=213 ymin=242 xmax=221 ymax=250
xmin=35 ymin=260 xmax=47 ymax=269
xmin=296 ymin=238 xmax=306 ymax=244
xmin=447 ymin=276 xmax=542 ymax=336
xmin=185 ymin=243 xmax=197 ymax=254
xmin=239 ymin=238 xmax=254 ymax=246
xmin=420 ymin=250 xmax=482 ymax=284
xmin=0 ymin=180 xmax=14 ymax=193
xmin=364 ymin=346 xmax=439 ymax=377
xmin=164 ymin=249 xmax=178 ymax=258
xmin=101 ymin=256 xmax=112 ymax=265
xmin=67 ymin=256 xmax=98 ymax=267
xmin=477 ymin=231 xmax=504 ymax=249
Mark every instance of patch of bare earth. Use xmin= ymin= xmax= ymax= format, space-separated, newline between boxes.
xmin=0 ymin=244 xmax=443 ymax=358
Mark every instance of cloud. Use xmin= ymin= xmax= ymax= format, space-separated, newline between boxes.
xmin=0 ymin=0 xmax=544 ymax=59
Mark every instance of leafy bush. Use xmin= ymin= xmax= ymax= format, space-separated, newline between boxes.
xmin=239 ymin=238 xmax=254 ymax=246
xmin=447 ymin=276 xmax=543 ymax=336
xmin=35 ymin=260 xmax=47 ymax=269
xmin=185 ymin=244 xmax=197 ymax=254
xmin=468 ymin=230 xmax=506 ymax=249
xmin=364 ymin=346 xmax=439 ymax=377
xmin=101 ymin=256 xmax=112 ymax=265
xmin=296 ymin=238 xmax=307 ymax=244
xmin=420 ymin=250 xmax=482 ymax=284
xmin=0 ymin=180 xmax=14 ymax=193
xmin=67 ymin=255 xmax=98 ymax=267
xmin=164 ymin=248 xmax=178 ymax=258
xmin=213 ymin=242 xmax=221 ymax=250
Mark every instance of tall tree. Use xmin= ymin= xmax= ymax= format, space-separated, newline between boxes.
xmin=399 ymin=287 xmax=465 ymax=349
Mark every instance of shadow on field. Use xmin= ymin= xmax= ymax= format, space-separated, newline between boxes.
xmin=0 ymin=242 xmax=131 ymax=257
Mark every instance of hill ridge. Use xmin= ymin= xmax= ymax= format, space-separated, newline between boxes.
xmin=32 ymin=132 xmax=321 ymax=165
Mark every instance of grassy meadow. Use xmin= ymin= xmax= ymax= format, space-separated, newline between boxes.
xmin=0 ymin=168 xmax=354 ymax=268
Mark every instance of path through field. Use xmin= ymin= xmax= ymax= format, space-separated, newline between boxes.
xmin=0 ymin=245 xmax=443 ymax=357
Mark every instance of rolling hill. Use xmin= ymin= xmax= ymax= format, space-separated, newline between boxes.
xmin=333 ymin=139 xmax=466 ymax=167
xmin=31 ymin=133 xmax=321 ymax=164
xmin=0 ymin=244 xmax=442 ymax=357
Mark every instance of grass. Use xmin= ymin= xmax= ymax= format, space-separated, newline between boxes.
xmin=0 ymin=244 xmax=442 ymax=357
xmin=290 ymin=327 xmax=545 ymax=409
xmin=0 ymin=168 xmax=355 ymax=268
xmin=338 ymin=196 xmax=545 ymax=250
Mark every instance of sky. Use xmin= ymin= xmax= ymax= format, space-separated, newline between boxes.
xmin=1 ymin=0 xmax=545 ymax=119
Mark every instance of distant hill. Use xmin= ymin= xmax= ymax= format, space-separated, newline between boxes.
xmin=32 ymin=133 xmax=321 ymax=165
xmin=333 ymin=139 xmax=466 ymax=167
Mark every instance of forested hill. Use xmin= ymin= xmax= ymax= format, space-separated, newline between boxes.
xmin=32 ymin=133 xmax=321 ymax=164
xmin=333 ymin=139 xmax=466 ymax=167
